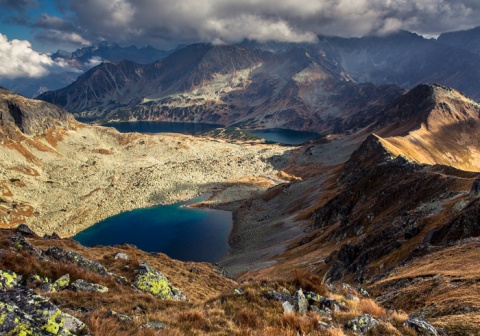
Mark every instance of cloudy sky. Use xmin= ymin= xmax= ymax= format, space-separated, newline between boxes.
xmin=0 ymin=0 xmax=479 ymax=78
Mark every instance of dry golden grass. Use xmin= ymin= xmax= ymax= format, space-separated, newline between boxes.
xmin=276 ymin=170 xmax=302 ymax=182
xmin=6 ymin=165 xmax=40 ymax=176
xmin=44 ymin=127 xmax=63 ymax=147
xmin=290 ymin=269 xmax=327 ymax=295
xmin=93 ymin=148 xmax=114 ymax=155
xmin=0 ymin=228 xmax=453 ymax=335
xmin=358 ymin=298 xmax=387 ymax=318
xmin=25 ymin=138 xmax=58 ymax=154
xmin=0 ymin=183 xmax=13 ymax=197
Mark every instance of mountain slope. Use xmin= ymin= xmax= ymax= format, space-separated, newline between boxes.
xmin=0 ymin=42 xmax=172 ymax=99
xmin=438 ymin=26 xmax=480 ymax=55
xmin=52 ymin=41 xmax=169 ymax=65
xmin=376 ymin=84 xmax=480 ymax=172
xmin=221 ymin=84 xmax=480 ymax=334
xmin=0 ymin=225 xmax=428 ymax=335
xmin=0 ymin=87 xmax=76 ymax=142
xmin=319 ymin=31 xmax=480 ymax=100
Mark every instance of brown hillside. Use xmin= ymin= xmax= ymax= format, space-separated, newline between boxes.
xmin=227 ymin=85 xmax=480 ymax=334
xmin=376 ymin=84 xmax=480 ymax=171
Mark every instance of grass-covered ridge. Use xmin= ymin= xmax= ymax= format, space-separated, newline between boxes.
xmin=0 ymin=226 xmax=440 ymax=335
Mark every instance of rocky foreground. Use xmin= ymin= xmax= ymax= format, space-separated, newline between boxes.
xmin=0 ymin=225 xmax=440 ymax=335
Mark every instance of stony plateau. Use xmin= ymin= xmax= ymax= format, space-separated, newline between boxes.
xmin=0 ymin=87 xmax=288 ymax=237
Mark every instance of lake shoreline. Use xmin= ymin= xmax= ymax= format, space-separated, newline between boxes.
xmin=73 ymin=192 xmax=233 ymax=263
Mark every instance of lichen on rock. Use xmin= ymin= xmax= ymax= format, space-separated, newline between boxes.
xmin=346 ymin=314 xmax=379 ymax=334
xmin=0 ymin=269 xmax=21 ymax=290
xmin=0 ymin=286 xmax=85 ymax=335
xmin=52 ymin=274 xmax=70 ymax=291
xmin=294 ymin=289 xmax=309 ymax=315
xmin=70 ymin=279 xmax=108 ymax=293
xmin=133 ymin=262 xmax=187 ymax=301
xmin=10 ymin=234 xmax=47 ymax=260
xmin=404 ymin=317 xmax=438 ymax=336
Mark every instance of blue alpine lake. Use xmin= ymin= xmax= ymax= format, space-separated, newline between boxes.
xmin=103 ymin=121 xmax=320 ymax=145
xmin=73 ymin=198 xmax=232 ymax=263
xmin=245 ymin=128 xmax=321 ymax=145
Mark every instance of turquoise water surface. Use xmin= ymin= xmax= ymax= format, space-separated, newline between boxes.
xmin=74 ymin=199 xmax=232 ymax=262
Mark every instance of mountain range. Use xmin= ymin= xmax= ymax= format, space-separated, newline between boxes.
xmin=0 ymin=42 xmax=172 ymax=99
xmin=37 ymin=29 xmax=480 ymax=134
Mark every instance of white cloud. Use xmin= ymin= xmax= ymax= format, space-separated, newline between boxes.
xmin=203 ymin=15 xmax=318 ymax=43
xmin=52 ymin=0 xmax=480 ymax=49
xmin=0 ymin=34 xmax=54 ymax=78
xmin=0 ymin=34 xmax=86 ymax=79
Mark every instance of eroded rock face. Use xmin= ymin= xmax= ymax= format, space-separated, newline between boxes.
xmin=16 ymin=224 xmax=37 ymax=237
xmin=0 ymin=88 xmax=75 ymax=136
xmin=10 ymin=234 xmax=47 ymax=260
xmin=133 ymin=262 xmax=188 ymax=301
xmin=470 ymin=178 xmax=480 ymax=195
xmin=294 ymin=289 xmax=309 ymax=315
xmin=404 ymin=317 xmax=438 ymax=336
xmin=265 ymin=289 xmax=292 ymax=303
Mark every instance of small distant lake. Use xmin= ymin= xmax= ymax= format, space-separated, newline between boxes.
xmin=103 ymin=121 xmax=223 ymax=135
xmin=245 ymin=128 xmax=321 ymax=145
xmin=73 ymin=197 xmax=232 ymax=262
xmin=101 ymin=121 xmax=320 ymax=145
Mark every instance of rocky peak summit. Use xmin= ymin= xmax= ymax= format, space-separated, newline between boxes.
xmin=374 ymin=84 xmax=480 ymax=171
xmin=0 ymin=88 xmax=75 ymax=138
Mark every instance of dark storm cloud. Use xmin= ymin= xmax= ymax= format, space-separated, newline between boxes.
xmin=33 ymin=29 xmax=90 ymax=49
xmin=40 ymin=0 xmax=480 ymax=48
xmin=32 ymin=14 xmax=77 ymax=32
xmin=4 ymin=15 xmax=29 ymax=26
xmin=0 ymin=0 xmax=38 ymax=11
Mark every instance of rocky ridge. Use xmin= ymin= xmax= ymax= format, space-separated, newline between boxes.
xmin=222 ymin=84 xmax=480 ymax=335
